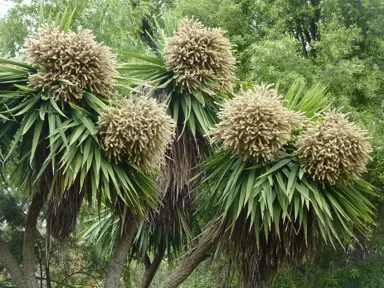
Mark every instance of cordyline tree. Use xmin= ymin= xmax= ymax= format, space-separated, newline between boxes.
xmin=157 ymin=86 xmax=376 ymax=288
xmin=0 ymin=10 xmax=177 ymax=288
xmin=122 ymin=18 xmax=376 ymax=288
xmin=82 ymin=15 xmax=237 ymax=287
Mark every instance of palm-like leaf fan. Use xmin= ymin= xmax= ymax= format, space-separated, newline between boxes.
xmin=197 ymin=83 xmax=375 ymax=287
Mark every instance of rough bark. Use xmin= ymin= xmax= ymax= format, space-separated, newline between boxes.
xmin=104 ymin=219 xmax=139 ymax=288
xmin=0 ymin=239 xmax=28 ymax=288
xmin=159 ymin=223 xmax=221 ymax=288
xmin=140 ymin=247 xmax=165 ymax=288
xmin=23 ymin=191 xmax=45 ymax=288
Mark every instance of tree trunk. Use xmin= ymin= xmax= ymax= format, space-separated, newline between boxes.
xmin=0 ymin=239 xmax=28 ymax=288
xmin=0 ymin=190 xmax=45 ymax=288
xmin=23 ymin=191 xmax=45 ymax=288
xmin=104 ymin=218 xmax=139 ymax=288
xmin=159 ymin=223 xmax=221 ymax=288
xmin=140 ymin=246 xmax=165 ymax=288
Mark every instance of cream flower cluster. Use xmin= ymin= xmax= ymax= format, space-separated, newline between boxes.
xmin=164 ymin=19 xmax=236 ymax=93
xmin=98 ymin=98 xmax=174 ymax=170
xmin=297 ymin=111 xmax=372 ymax=184
xmin=27 ymin=27 xmax=116 ymax=102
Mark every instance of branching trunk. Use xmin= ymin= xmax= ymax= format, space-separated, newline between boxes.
xmin=140 ymin=246 xmax=165 ymax=288
xmin=104 ymin=218 xmax=139 ymax=288
xmin=159 ymin=223 xmax=221 ymax=288
xmin=23 ymin=191 xmax=45 ymax=288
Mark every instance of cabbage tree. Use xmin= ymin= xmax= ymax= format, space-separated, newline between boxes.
xmin=159 ymin=82 xmax=376 ymax=288
xmin=87 ymin=15 xmax=238 ymax=287
xmin=0 ymin=11 xmax=171 ymax=288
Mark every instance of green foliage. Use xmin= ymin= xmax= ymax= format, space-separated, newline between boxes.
xmin=0 ymin=193 xmax=25 ymax=265
xmin=0 ymin=0 xmax=154 ymax=57
xmin=170 ymin=0 xmax=384 ymax=114
xmin=252 ymin=37 xmax=311 ymax=88
xmin=272 ymin=227 xmax=384 ymax=288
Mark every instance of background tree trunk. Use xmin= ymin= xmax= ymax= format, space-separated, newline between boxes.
xmin=104 ymin=218 xmax=139 ymax=288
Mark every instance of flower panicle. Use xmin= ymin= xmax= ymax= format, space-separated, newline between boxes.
xmin=98 ymin=98 xmax=174 ymax=170
xmin=27 ymin=26 xmax=116 ymax=102
xmin=164 ymin=18 xmax=236 ymax=94
xmin=298 ymin=111 xmax=372 ymax=184
xmin=212 ymin=85 xmax=303 ymax=161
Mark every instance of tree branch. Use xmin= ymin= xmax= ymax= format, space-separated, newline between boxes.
xmin=159 ymin=222 xmax=222 ymax=288
xmin=141 ymin=245 xmax=166 ymax=288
